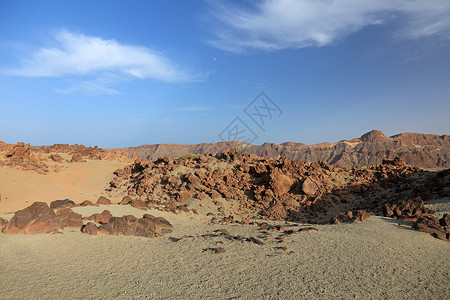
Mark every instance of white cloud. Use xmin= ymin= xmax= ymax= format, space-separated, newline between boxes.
xmin=6 ymin=29 xmax=194 ymax=82
xmin=207 ymin=0 xmax=450 ymax=52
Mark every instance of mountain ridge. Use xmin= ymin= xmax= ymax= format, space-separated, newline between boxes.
xmin=105 ymin=130 xmax=450 ymax=168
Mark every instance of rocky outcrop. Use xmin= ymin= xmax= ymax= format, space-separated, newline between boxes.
xmin=82 ymin=214 xmax=173 ymax=238
xmin=383 ymin=198 xmax=436 ymax=221
xmin=330 ymin=210 xmax=374 ymax=224
xmin=2 ymin=202 xmax=83 ymax=234
xmin=109 ymin=148 xmax=430 ymax=223
xmin=413 ymin=215 xmax=449 ymax=242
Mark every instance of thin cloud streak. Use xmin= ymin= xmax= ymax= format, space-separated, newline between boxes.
xmin=179 ymin=106 xmax=210 ymax=112
xmin=207 ymin=0 xmax=450 ymax=52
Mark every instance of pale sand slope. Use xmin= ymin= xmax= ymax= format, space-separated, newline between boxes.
xmin=0 ymin=205 xmax=449 ymax=299
xmin=0 ymin=159 xmax=129 ymax=214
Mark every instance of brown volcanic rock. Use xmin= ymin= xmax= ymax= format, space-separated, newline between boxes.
xmin=177 ymin=190 xmax=193 ymax=203
xmin=302 ymin=178 xmax=318 ymax=196
xmin=383 ymin=198 xmax=435 ymax=220
xmin=70 ymin=153 xmax=85 ymax=163
xmin=84 ymin=210 xmax=113 ymax=224
xmin=130 ymin=199 xmax=148 ymax=210
xmin=55 ymin=208 xmax=83 ymax=228
xmin=413 ymin=215 xmax=449 ymax=242
xmin=81 ymin=222 xmax=99 ymax=236
xmin=269 ymin=169 xmax=294 ymax=196
xmin=97 ymin=215 xmax=157 ymax=238
xmin=3 ymin=202 xmax=62 ymax=234
xmin=48 ymin=154 xmax=64 ymax=162
xmin=50 ymin=199 xmax=76 ymax=210
xmin=330 ymin=210 xmax=374 ymax=224
xmin=110 ymin=177 xmax=126 ymax=188
xmin=1 ymin=142 xmax=49 ymax=174
xmin=78 ymin=200 xmax=98 ymax=207
xmin=143 ymin=214 xmax=173 ymax=230
xmin=110 ymin=147 xmax=432 ymax=223
xmin=96 ymin=196 xmax=112 ymax=205
xmin=119 ymin=196 xmax=133 ymax=205
xmin=0 ymin=217 xmax=8 ymax=231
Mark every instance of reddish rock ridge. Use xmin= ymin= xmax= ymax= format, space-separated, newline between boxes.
xmin=105 ymin=130 xmax=450 ymax=168
xmin=0 ymin=141 xmax=137 ymax=173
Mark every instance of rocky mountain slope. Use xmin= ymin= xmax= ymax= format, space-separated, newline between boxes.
xmin=107 ymin=130 xmax=450 ymax=168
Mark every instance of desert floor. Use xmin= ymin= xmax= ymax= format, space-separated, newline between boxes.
xmin=1 ymin=203 xmax=449 ymax=299
xmin=0 ymin=157 xmax=129 ymax=214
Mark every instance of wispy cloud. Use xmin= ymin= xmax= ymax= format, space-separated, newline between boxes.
xmin=4 ymin=29 xmax=198 ymax=94
xmin=207 ymin=0 xmax=450 ymax=52
xmin=178 ymin=106 xmax=210 ymax=112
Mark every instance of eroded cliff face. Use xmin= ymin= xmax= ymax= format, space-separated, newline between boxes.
xmin=106 ymin=130 xmax=449 ymax=168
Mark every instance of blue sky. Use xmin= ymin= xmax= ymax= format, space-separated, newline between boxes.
xmin=1 ymin=0 xmax=449 ymax=147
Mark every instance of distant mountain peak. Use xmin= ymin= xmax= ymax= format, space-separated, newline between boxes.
xmin=360 ymin=130 xmax=388 ymax=142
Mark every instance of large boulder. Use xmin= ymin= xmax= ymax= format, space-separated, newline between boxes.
xmin=3 ymin=202 xmax=62 ymax=234
xmin=177 ymin=190 xmax=193 ymax=203
xmin=81 ymin=222 xmax=99 ymax=236
xmin=269 ymin=169 xmax=294 ymax=196
xmin=84 ymin=210 xmax=112 ymax=224
xmin=55 ymin=208 xmax=83 ymax=228
xmin=302 ymin=178 xmax=318 ymax=196
xmin=97 ymin=215 xmax=156 ymax=238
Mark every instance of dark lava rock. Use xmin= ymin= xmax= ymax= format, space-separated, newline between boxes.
xmin=50 ymin=199 xmax=76 ymax=210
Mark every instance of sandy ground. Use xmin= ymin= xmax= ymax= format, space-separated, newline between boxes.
xmin=1 ymin=204 xmax=449 ymax=299
xmin=0 ymin=159 xmax=129 ymax=214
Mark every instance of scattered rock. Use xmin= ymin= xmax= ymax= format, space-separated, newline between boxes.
xmin=49 ymin=154 xmax=64 ymax=162
xmin=214 ymin=228 xmax=230 ymax=235
xmin=413 ymin=214 xmax=449 ymax=242
xmin=383 ymin=198 xmax=435 ymax=220
xmin=97 ymin=215 xmax=157 ymax=238
xmin=143 ymin=214 xmax=173 ymax=230
xmin=50 ymin=199 xmax=76 ymax=210
xmin=119 ymin=196 xmax=133 ymax=205
xmin=330 ymin=210 xmax=374 ymax=224
xmin=110 ymin=177 xmax=126 ymax=188
xmin=70 ymin=153 xmax=85 ymax=163
xmin=78 ymin=200 xmax=97 ymax=207
xmin=0 ymin=217 xmax=8 ymax=231
xmin=55 ymin=208 xmax=83 ymax=228
xmin=96 ymin=196 xmax=112 ymax=205
xmin=84 ymin=210 xmax=112 ymax=224
xmin=177 ymin=191 xmax=193 ymax=203
xmin=203 ymin=247 xmax=226 ymax=254
xmin=298 ymin=227 xmax=318 ymax=232
xmin=81 ymin=222 xmax=99 ymax=236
